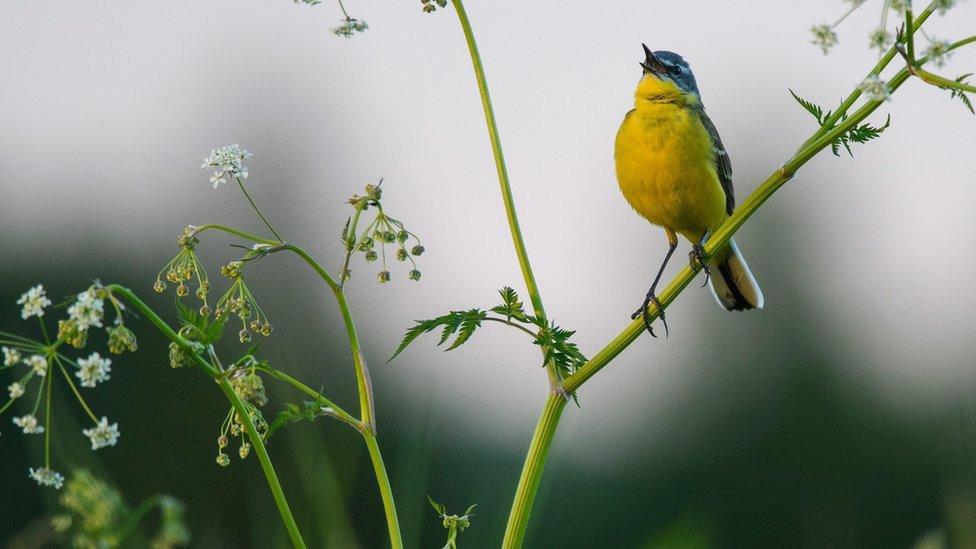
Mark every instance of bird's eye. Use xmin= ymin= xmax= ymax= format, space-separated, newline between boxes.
xmin=667 ymin=64 xmax=681 ymax=75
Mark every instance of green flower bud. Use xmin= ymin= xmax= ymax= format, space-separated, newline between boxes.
xmin=216 ymin=453 xmax=230 ymax=467
xmin=409 ymin=269 xmax=422 ymax=281
xmin=365 ymin=250 xmax=378 ymax=262
xmin=396 ymin=248 xmax=407 ymax=261
xmin=411 ymin=245 xmax=425 ymax=256
xmin=153 ymin=280 xmax=166 ymax=293
xmin=377 ymin=271 xmax=391 ymax=283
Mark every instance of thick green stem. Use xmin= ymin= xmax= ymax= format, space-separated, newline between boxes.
xmin=363 ymin=430 xmax=403 ymax=549
xmin=502 ymin=393 xmax=566 ymax=548
xmin=106 ymin=285 xmax=306 ymax=549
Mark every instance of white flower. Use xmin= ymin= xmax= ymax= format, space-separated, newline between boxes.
xmin=13 ymin=414 xmax=44 ymax=434
xmin=67 ymin=289 xmax=104 ymax=330
xmin=201 ymin=144 xmax=252 ymax=189
xmin=29 ymin=467 xmax=65 ymax=489
xmin=83 ymin=417 xmax=120 ymax=450
xmin=869 ymin=28 xmax=893 ymax=51
xmin=76 ymin=352 xmax=111 ymax=388
xmin=8 ymin=382 xmax=25 ymax=399
xmin=858 ymin=75 xmax=891 ymax=101
xmin=926 ymin=39 xmax=953 ymax=68
xmin=17 ymin=285 xmax=52 ymax=319
xmin=811 ymin=24 xmax=838 ymax=55
xmin=24 ymin=354 xmax=48 ymax=377
xmin=3 ymin=346 xmax=21 ymax=367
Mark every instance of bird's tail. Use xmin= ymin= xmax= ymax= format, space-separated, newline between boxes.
xmin=707 ymin=238 xmax=764 ymax=311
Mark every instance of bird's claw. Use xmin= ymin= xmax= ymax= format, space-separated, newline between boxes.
xmin=631 ymin=296 xmax=668 ymax=338
xmin=689 ymin=244 xmax=711 ymax=287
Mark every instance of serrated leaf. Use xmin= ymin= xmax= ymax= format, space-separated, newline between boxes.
xmin=490 ymin=286 xmax=531 ymax=322
xmin=790 ymin=89 xmax=826 ymax=124
xmin=427 ymin=495 xmax=446 ymax=515
xmin=389 ymin=309 xmax=488 ymax=362
xmin=264 ymin=400 xmax=329 ymax=443
xmin=945 ymin=73 xmax=975 ymax=115
xmin=175 ymin=298 xmax=226 ymax=344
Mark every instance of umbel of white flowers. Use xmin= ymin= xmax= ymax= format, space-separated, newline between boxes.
xmin=202 ymin=144 xmax=252 ymax=189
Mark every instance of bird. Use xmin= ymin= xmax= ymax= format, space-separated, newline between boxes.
xmin=614 ymin=44 xmax=763 ymax=337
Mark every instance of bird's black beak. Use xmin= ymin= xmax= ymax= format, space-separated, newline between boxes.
xmin=640 ymin=43 xmax=666 ymax=76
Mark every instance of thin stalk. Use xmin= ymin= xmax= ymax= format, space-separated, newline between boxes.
xmin=257 ymin=364 xmax=361 ymax=428
xmin=482 ymin=317 xmax=539 ymax=339
xmin=449 ymin=0 xmax=562 ymax=390
xmin=363 ymin=430 xmax=403 ymax=549
xmin=501 ymin=393 xmax=566 ymax=548
xmin=106 ymin=285 xmax=306 ymax=548
xmin=191 ymin=223 xmax=282 ymax=246
xmin=236 ymin=176 xmax=285 ymax=242
xmin=56 ymin=360 xmax=99 ymax=423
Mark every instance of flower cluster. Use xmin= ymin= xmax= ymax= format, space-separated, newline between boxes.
xmin=810 ymin=0 xmax=960 ymax=57
xmin=859 ymin=74 xmax=892 ymax=101
xmin=331 ymin=17 xmax=368 ymax=38
xmin=202 ymin=144 xmax=252 ymax=189
xmin=342 ymin=182 xmax=425 ymax=284
xmin=58 ymin=288 xmax=106 ymax=349
xmin=2 ymin=284 xmax=133 ymax=490
xmin=17 ymin=284 xmax=51 ymax=319
xmin=82 ymin=416 xmax=121 ymax=450
xmin=420 ymin=0 xmax=449 ymax=13
xmin=215 ymin=264 xmax=273 ymax=343
xmin=76 ymin=352 xmax=112 ymax=388
xmin=215 ymin=369 xmax=269 ymax=466
xmin=155 ymin=229 xmax=212 ymax=316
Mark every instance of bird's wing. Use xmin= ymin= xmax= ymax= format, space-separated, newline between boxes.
xmin=696 ymin=108 xmax=735 ymax=215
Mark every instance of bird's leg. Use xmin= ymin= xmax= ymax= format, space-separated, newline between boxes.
xmin=689 ymin=231 xmax=712 ymax=287
xmin=632 ymin=229 xmax=678 ymax=338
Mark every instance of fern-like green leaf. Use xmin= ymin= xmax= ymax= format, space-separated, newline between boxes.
xmin=389 ymin=309 xmax=488 ymax=362
xmin=264 ymin=400 xmax=329 ymax=443
xmin=789 ymin=89 xmax=826 ymax=124
xmin=490 ymin=286 xmax=530 ymax=322
xmin=944 ymin=73 xmax=975 ymax=115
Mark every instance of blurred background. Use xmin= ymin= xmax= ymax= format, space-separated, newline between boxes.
xmin=2 ymin=1 xmax=976 ymax=547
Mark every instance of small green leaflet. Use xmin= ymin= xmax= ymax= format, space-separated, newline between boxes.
xmin=175 ymin=299 xmax=226 ymax=345
xmin=943 ymin=73 xmax=974 ymax=115
xmin=264 ymin=399 xmax=331 ymax=443
xmin=489 ymin=286 xmax=531 ymax=322
xmin=789 ymin=89 xmax=892 ymax=157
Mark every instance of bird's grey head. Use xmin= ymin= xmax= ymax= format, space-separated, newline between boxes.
xmin=639 ymin=44 xmax=701 ymax=98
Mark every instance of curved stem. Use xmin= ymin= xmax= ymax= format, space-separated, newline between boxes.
xmin=363 ymin=430 xmax=403 ymax=549
xmin=257 ymin=364 xmax=361 ymax=428
xmin=236 ymin=176 xmax=284 ymax=242
xmin=483 ymin=316 xmax=538 ymax=339
xmin=106 ymin=285 xmax=306 ymax=548
xmin=502 ymin=393 xmax=566 ymax=548
xmin=191 ymin=223 xmax=282 ymax=247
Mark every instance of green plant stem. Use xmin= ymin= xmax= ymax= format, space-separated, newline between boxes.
xmin=106 ymin=285 xmax=306 ymax=549
xmin=449 ymin=0 xmax=563 ymax=391
xmin=172 ymin=228 xmax=403 ymax=546
xmin=912 ymin=67 xmax=976 ymax=92
xmin=191 ymin=223 xmax=282 ymax=246
xmin=363 ymin=430 xmax=403 ymax=549
xmin=257 ymin=364 xmax=361 ymax=428
xmin=236 ymin=176 xmax=285 ymax=242
xmin=502 ymin=393 xmax=566 ymax=548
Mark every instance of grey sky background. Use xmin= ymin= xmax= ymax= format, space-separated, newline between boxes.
xmin=2 ymin=0 xmax=975 ymax=477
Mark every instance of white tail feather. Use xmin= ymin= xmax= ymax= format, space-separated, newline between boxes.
xmin=707 ymin=238 xmax=764 ymax=311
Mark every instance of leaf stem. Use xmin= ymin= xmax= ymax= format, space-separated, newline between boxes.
xmin=256 ymin=364 xmax=361 ymax=428
xmin=482 ymin=316 xmax=538 ymax=339
xmin=236 ymin=176 xmax=285 ymax=242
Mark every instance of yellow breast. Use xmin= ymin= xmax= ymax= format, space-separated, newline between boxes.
xmin=614 ymin=99 xmax=728 ymax=243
